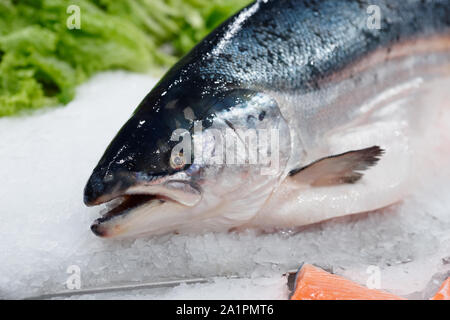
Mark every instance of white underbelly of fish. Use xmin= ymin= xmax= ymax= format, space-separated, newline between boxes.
xmin=253 ymin=75 xmax=450 ymax=228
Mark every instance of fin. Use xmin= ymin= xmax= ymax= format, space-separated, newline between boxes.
xmin=289 ymin=146 xmax=384 ymax=187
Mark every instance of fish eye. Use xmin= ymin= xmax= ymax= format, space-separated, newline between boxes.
xmin=170 ymin=151 xmax=185 ymax=170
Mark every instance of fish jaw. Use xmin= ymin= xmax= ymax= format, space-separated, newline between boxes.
xmin=84 ymin=165 xmax=205 ymax=237
xmin=90 ymin=196 xmax=187 ymax=238
xmin=88 ymin=177 xmax=267 ymax=238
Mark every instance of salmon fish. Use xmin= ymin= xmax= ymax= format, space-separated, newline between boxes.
xmin=84 ymin=0 xmax=450 ymax=238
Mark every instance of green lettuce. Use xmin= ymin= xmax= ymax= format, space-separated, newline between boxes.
xmin=0 ymin=0 xmax=250 ymax=117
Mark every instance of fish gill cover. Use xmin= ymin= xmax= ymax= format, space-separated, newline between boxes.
xmin=0 ymin=0 xmax=250 ymax=117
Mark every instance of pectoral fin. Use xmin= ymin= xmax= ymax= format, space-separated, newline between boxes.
xmin=289 ymin=146 xmax=384 ymax=187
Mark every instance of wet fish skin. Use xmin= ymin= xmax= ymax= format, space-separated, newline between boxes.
xmin=84 ymin=0 xmax=450 ymax=237
xmin=162 ymin=0 xmax=450 ymax=92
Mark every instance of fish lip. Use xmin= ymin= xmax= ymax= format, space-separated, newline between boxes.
xmin=90 ymin=194 xmax=167 ymax=237
xmin=89 ymin=190 xmax=188 ymax=237
xmin=92 ymin=193 xmax=168 ymax=222
xmin=87 ymin=173 xmax=201 ymax=237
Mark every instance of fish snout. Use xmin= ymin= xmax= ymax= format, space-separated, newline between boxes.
xmin=90 ymin=221 xmax=106 ymax=237
xmin=83 ymin=169 xmax=136 ymax=206
xmin=90 ymin=219 xmax=116 ymax=237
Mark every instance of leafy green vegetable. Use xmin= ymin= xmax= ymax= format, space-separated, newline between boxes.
xmin=0 ymin=0 xmax=251 ymax=117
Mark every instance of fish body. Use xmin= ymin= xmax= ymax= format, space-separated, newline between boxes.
xmin=84 ymin=0 xmax=450 ymax=237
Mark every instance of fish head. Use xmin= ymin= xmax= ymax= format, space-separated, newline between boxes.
xmin=84 ymin=78 xmax=291 ymax=238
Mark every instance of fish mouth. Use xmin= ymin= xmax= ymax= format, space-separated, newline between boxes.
xmin=95 ymin=194 xmax=166 ymax=222
xmin=86 ymin=171 xmax=203 ymax=237
xmin=90 ymin=193 xmax=169 ymax=237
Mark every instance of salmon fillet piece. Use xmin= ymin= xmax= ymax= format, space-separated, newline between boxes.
xmin=431 ymin=278 xmax=450 ymax=300
xmin=291 ymin=264 xmax=403 ymax=300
